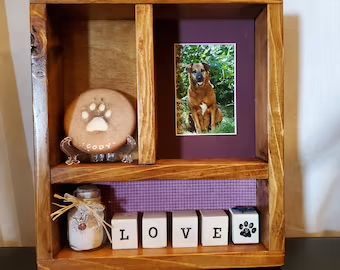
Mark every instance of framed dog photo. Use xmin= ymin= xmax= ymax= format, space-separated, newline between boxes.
xmin=174 ymin=43 xmax=237 ymax=136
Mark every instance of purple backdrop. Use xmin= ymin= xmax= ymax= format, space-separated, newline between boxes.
xmin=155 ymin=19 xmax=256 ymax=159
xmin=100 ymin=180 xmax=256 ymax=213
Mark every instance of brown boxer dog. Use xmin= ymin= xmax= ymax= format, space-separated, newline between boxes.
xmin=187 ymin=63 xmax=223 ymax=133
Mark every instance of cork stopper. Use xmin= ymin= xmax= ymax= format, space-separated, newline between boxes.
xmin=75 ymin=185 xmax=101 ymax=200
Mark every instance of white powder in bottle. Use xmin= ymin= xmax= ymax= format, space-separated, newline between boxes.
xmin=67 ymin=185 xmax=105 ymax=251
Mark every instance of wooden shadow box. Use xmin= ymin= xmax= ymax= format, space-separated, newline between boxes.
xmin=30 ymin=0 xmax=284 ymax=269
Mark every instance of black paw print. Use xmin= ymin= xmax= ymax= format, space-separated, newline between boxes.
xmin=239 ymin=221 xmax=256 ymax=238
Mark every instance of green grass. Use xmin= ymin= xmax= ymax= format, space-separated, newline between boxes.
xmin=176 ymin=98 xmax=236 ymax=135
xmin=207 ymin=105 xmax=235 ymax=134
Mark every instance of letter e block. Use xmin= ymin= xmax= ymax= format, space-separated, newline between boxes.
xmin=199 ymin=210 xmax=229 ymax=246
xmin=172 ymin=211 xmax=198 ymax=248
xmin=111 ymin=212 xmax=138 ymax=250
xmin=142 ymin=212 xmax=167 ymax=248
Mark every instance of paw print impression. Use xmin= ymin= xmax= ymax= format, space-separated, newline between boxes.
xmin=239 ymin=221 xmax=257 ymax=238
xmin=65 ymin=88 xmax=136 ymax=154
xmin=81 ymin=100 xmax=112 ymax=133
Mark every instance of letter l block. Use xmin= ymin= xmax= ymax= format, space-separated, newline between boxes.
xmin=111 ymin=212 xmax=138 ymax=250
xmin=142 ymin=212 xmax=167 ymax=248
xmin=172 ymin=210 xmax=198 ymax=248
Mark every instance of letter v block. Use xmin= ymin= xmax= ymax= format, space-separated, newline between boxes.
xmin=199 ymin=210 xmax=229 ymax=246
xmin=172 ymin=211 xmax=198 ymax=248
xmin=111 ymin=212 xmax=138 ymax=250
xmin=142 ymin=212 xmax=167 ymax=248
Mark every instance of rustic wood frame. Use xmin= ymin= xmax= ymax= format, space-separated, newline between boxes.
xmin=31 ymin=1 xmax=284 ymax=269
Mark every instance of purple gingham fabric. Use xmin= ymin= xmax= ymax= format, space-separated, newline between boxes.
xmin=100 ymin=180 xmax=256 ymax=214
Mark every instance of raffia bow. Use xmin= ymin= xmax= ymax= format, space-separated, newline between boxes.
xmin=51 ymin=193 xmax=112 ymax=243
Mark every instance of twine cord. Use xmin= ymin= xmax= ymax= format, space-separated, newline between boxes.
xmin=50 ymin=193 xmax=112 ymax=243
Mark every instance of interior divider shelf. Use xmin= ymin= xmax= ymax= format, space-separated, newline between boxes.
xmin=51 ymin=159 xmax=269 ymax=183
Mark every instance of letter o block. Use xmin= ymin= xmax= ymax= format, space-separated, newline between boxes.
xmin=111 ymin=212 xmax=138 ymax=250
xmin=172 ymin=211 xmax=198 ymax=248
xmin=199 ymin=210 xmax=229 ymax=246
xmin=142 ymin=212 xmax=167 ymax=248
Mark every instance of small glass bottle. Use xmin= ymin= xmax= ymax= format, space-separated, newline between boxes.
xmin=67 ymin=185 xmax=105 ymax=251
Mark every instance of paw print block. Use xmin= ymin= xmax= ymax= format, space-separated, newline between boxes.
xmin=229 ymin=207 xmax=259 ymax=244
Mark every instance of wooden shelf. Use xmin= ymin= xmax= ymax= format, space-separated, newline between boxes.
xmin=41 ymin=244 xmax=284 ymax=269
xmin=31 ymin=0 xmax=282 ymax=4
xmin=31 ymin=1 xmax=284 ymax=268
xmin=51 ymin=159 xmax=268 ymax=183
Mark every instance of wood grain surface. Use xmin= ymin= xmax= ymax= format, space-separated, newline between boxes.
xmin=37 ymin=245 xmax=284 ymax=269
xmin=31 ymin=4 xmax=54 ymax=260
xmin=136 ymin=4 xmax=156 ymax=164
xmin=5 ymin=239 xmax=340 ymax=270
xmin=47 ymin=4 xmax=135 ymax=20
xmin=255 ymin=7 xmax=268 ymax=161
xmin=257 ymin=180 xmax=270 ymax=249
xmin=51 ymin=159 xmax=268 ymax=183
xmin=88 ymin=21 xmax=137 ymax=101
xmin=56 ymin=244 xmax=268 ymax=259
xmin=61 ymin=19 xmax=137 ymax=109
xmin=57 ymin=14 xmax=138 ymax=163
xmin=46 ymin=8 xmax=65 ymax=167
xmin=31 ymin=0 xmax=282 ymax=4
xmin=267 ymin=3 xmax=284 ymax=252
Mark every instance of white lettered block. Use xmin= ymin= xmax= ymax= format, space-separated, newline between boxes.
xmin=142 ymin=212 xmax=167 ymax=248
xmin=230 ymin=207 xmax=259 ymax=244
xmin=111 ymin=212 xmax=138 ymax=250
xmin=199 ymin=210 xmax=229 ymax=246
xmin=172 ymin=211 xmax=198 ymax=248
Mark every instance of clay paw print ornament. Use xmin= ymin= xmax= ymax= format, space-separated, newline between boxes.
xmin=61 ymin=89 xmax=136 ymax=165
